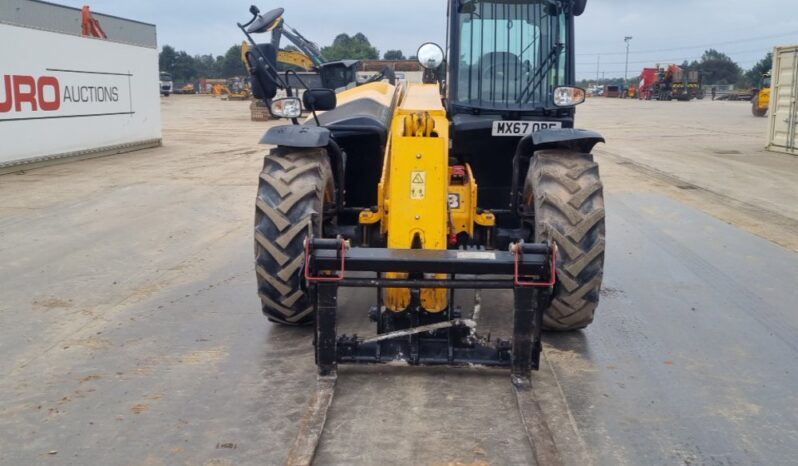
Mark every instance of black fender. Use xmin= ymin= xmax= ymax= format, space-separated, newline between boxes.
xmin=259 ymin=124 xmax=330 ymax=148
xmin=516 ymin=128 xmax=604 ymax=156
xmin=259 ymin=124 xmax=345 ymax=213
xmin=510 ymin=128 xmax=605 ymax=215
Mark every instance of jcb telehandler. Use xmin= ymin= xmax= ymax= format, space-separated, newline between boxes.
xmin=241 ymin=1 xmax=603 ymax=461
xmin=241 ymin=0 xmax=603 ymax=380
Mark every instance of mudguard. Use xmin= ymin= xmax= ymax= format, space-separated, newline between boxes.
xmin=516 ymin=128 xmax=604 ymax=156
xmin=260 ymin=125 xmax=330 ymax=148
xmin=509 ymin=128 xmax=605 ymax=214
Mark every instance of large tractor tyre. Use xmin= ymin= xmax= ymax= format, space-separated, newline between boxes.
xmin=751 ymin=97 xmax=768 ymax=117
xmin=525 ymin=150 xmax=606 ymax=331
xmin=255 ymin=148 xmax=335 ymax=326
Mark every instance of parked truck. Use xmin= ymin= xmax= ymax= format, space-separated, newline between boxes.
xmin=639 ymin=65 xmax=703 ymax=101
xmin=159 ymin=72 xmax=173 ymax=97
xmin=603 ymin=84 xmax=622 ymax=98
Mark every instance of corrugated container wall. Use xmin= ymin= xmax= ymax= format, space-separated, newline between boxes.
xmin=767 ymin=45 xmax=798 ymax=155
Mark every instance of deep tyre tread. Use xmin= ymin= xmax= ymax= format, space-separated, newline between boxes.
xmin=255 ymin=147 xmax=333 ymax=326
xmin=526 ymin=150 xmax=606 ymax=331
xmin=752 ymin=98 xmax=768 ymax=117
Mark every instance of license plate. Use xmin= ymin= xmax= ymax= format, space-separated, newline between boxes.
xmin=491 ymin=120 xmax=562 ymax=137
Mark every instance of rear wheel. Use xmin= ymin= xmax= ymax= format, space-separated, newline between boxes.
xmin=752 ymin=95 xmax=768 ymax=117
xmin=525 ymin=150 xmax=606 ymax=331
xmin=255 ymin=148 xmax=334 ymax=325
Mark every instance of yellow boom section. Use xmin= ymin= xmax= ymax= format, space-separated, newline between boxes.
xmin=382 ymin=84 xmax=449 ymax=312
xmin=277 ymin=50 xmax=315 ymax=71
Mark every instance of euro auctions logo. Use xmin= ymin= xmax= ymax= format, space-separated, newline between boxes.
xmin=0 ymin=75 xmax=61 ymax=112
xmin=0 ymin=69 xmax=132 ymax=122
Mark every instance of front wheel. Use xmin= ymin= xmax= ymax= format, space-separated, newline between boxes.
xmin=525 ymin=150 xmax=606 ymax=331
xmin=254 ymin=148 xmax=334 ymax=325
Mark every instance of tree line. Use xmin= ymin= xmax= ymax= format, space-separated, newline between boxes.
xmin=159 ymin=33 xmax=415 ymax=82
xmin=679 ymin=49 xmax=771 ymax=87
xmin=158 ymin=44 xmax=246 ymax=82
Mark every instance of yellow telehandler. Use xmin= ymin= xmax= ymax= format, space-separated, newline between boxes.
xmin=242 ymin=0 xmax=602 ymax=375
xmin=752 ymin=71 xmax=771 ymax=117
xmin=238 ymin=1 xmax=602 ymax=461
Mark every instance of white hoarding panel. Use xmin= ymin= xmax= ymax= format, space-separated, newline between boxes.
xmin=767 ymin=45 xmax=798 ymax=155
xmin=0 ymin=23 xmax=161 ymax=167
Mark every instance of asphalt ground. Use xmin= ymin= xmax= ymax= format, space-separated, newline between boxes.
xmin=1 ymin=95 xmax=797 ymax=466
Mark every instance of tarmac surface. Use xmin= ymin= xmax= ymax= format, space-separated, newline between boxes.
xmin=1 ymin=95 xmax=797 ymax=465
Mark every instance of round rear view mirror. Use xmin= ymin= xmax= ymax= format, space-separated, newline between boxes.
xmin=247 ymin=7 xmax=284 ymax=34
xmin=417 ymin=43 xmax=445 ymax=70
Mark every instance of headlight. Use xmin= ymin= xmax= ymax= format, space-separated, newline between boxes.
xmin=270 ymin=97 xmax=302 ymax=118
xmin=553 ymin=87 xmax=586 ymax=107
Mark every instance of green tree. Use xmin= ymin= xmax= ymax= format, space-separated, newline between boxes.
xmin=383 ymin=50 xmax=405 ymax=60
xmin=694 ymin=49 xmax=742 ymax=85
xmin=220 ymin=45 xmax=247 ymax=78
xmin=159 ymin=45 xmax=177 ymax=74
xmin=172 ymin=51 xmax=196 ymax=81
xmin=193 ymin=54 xmax=220 ymax=79
xmin=745 ymin=52 xmax=772 ymax=87
xmin=322 ymin=33 xmax=379 ymax=60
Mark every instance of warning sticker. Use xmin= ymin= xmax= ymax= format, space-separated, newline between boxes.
xmin=410 ymin=171 xmax=426 ymax=200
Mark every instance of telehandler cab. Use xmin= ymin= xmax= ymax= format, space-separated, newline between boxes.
xmin=239 ymin=0 xmax=604 ymax=380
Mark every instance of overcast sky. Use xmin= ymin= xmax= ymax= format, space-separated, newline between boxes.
xmin=61 ymin=0 xmax=798 ymax=79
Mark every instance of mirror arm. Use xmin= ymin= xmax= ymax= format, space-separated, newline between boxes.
xmin=285 ymin=70 xmax=311 ymax=93
xmin=238 ymin=8 xmax=258 ymax=29
xmin=309 ymin=106 xmax=320 ymax=127
xmin=238 ymin=23 xmax=289 ymax=90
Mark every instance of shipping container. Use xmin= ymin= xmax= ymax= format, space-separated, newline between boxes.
xmin=0 ymin=0 xmax=161 ymax=174
xmin=767 ymin=45 xmax=798 ymax=155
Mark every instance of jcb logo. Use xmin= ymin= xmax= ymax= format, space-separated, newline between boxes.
xmin=0 ymin=75 xmax=61 ymax=113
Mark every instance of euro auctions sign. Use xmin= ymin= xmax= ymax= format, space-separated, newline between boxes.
xmin=0 ymin=22 xmax=160 ymax=166
xmin=0 ymin=69 xmax=132 ymax=121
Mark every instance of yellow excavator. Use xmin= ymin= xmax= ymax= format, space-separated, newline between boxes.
xmin=243 ymin=41 xmax=314 ymax=73
xmin=212 ymin=78 xmax=251 ymax=101
xmin=752 ymin=71 xmax=771 ymax=117
xmin=245 ymin=7 xmax=394 ymax=91
xmin=277 ymin=49 xmax=315 ymax=71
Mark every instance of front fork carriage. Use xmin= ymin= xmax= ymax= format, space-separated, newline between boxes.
xmin=305 ymin=238 xmax=556 ymax=379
